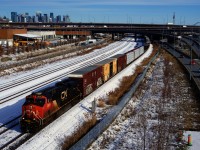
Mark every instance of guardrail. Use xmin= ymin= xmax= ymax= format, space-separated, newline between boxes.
xmin=69 ymin=51 xmax=159 ymax=150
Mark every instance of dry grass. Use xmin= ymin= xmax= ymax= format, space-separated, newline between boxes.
xmin=61 ymin=44 xmax=159 ymax=149
xmin=97 ymin=99 xmax=106 ymax=107
xmin=1 ymin=57 xmax=12 ymax=62
xmin=106 ymin=45 xmax=159 ymax=105
xmin=62 ymin=113 xmax=97 ymax=150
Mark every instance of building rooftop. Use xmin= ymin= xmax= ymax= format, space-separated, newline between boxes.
xmin=14 ymin=34 xmax=42 ymax=39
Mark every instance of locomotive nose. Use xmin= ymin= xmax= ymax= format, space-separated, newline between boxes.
xmin=24 ymin=105 xmax=37 ymax=118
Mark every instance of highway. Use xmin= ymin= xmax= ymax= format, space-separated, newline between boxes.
xmin=162 ymin=43 xmax=200 ymax=95
xmin=181 ymin=36 xmax=200 ymax=58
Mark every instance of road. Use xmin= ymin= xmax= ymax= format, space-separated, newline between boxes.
xmin=162 ymin=43 xmax=200 ymax=92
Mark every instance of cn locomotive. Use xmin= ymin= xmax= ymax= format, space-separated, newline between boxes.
xmin=20 ymin=43 xmax=145 ymax=132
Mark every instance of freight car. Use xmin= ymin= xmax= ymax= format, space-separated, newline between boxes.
xmin=94 ymin=58 xmax=117 ymax=82
xmin=20 ymin=45 xmax=145 ymax=132
xmin=68 ymin=65 xmax=103 ymax=97
xmin=110 ymin=54 xmax=127 ymax=72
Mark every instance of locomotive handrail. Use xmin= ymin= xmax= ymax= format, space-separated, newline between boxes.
xmin=32 ymin=112 xmax=43 ymax=125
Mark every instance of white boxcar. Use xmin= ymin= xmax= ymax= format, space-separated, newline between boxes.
xmin=126 ymin=51 xmax=135 ymax=65
xmin=139 ymin=46 xmax=144 ymax=55
xmin=134 ymin=48 xmax=140 ymax=59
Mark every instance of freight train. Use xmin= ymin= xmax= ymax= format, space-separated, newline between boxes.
xmin=20 ymin=43 xmax=146 ymax=132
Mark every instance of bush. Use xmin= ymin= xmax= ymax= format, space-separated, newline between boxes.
xmin=1 ymin=57 xmax=12 ymax=62
xmin=106 ymin=45 xmax=158 ymax=105
xmin=62 ymin=113 xmax=97 ymax=150
xmin=97 ymin=99 xmax=106 ymax=107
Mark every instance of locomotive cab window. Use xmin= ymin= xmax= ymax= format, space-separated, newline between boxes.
xmin=35 ymin=98 xmax=46 ymax=107
xmin=25 ymin=97 xmax=34 ymax=104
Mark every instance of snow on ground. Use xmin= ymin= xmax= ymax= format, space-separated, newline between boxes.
xmin=17 ymin=45 xmax=153 ymax=150
xmin=0 ymin=39 xmax=136 ymax=148
xmin=0 ymin=39 xmax=136 ymax=124
xmin=87 ymin=49 xmax=200 ymax=150
xmin=88 ymin=50 xmax=161 ymax=150
xmin=2 ymin=40 xmax=200 ymax=149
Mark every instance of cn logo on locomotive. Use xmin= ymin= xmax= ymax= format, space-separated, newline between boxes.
xmin=61 ymin=90 xmax=68 ymax=100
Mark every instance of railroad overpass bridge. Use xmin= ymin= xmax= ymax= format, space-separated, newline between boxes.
xmin=0 ymin=22 xmax=200 ymax=40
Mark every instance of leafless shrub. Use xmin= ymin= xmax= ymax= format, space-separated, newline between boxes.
xmin=106 ymin=46 xmax=159 ymax=105
xmin=97 ymin=98 xmax=105 ymax=107
xmin=62 ymin=113 xmax=97 ymax=150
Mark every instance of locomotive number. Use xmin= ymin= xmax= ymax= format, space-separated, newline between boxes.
xmin=61 ymin=90 xmax=68 ymax=101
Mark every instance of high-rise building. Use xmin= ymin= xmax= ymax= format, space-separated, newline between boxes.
xmin=63 ymin=15 xmax=70 ymax=23
xmin=50 ymin=12 xmax=54 ymax=22
xmin=36 ymin=11 xmax=42 ymax=22
xmin=20 ymin=14 xmax=25 ymax=22
xmin=56 ymin=15 xmax=61 ymax=23
xmin=9 ymin=11 xmax=70 ymax=23
xmin=28 ymin=16 xmax=33 ymax=23
xmin=43 ymin=14 xmax=48 ymax=23
xmin=11 ymin=12 xmax=18 ymax=22
xmin=25 ymin=12 xmax=29 ymax=22
xmin=35 ymin=15 xmax=39 ymax=22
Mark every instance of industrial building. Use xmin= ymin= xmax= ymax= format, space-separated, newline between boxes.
xmin=27 ymin=31 xmax=56 ymax=40
xmin=0 ymin=28 xmax=27 ymax=46
xmin=0 ymin=29 xmax=58 ymax=47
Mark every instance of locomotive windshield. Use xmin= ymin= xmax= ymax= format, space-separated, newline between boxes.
xmin=35 ymin=98 xmax=45 ymax=107
xmin=25 ymin=97 xmax=34 ymax=104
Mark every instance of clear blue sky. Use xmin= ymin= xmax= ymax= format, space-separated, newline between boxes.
xmin=0 ymin=0 xmax=200 ymax=25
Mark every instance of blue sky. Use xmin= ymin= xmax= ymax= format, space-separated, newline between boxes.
xmin=0 ymin=0 xmax=200 ymax=25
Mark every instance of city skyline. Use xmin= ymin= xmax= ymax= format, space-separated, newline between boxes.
xmin=10 ymin=11 xmax=70 ymax=23
xmin=0 ymin=0 xmax=200 ymax=25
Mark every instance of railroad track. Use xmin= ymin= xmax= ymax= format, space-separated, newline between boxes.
xmin=0 ymin=41 xmax=125 ymax=92
xmin=0 ymin=39 xmax=136 ymax=149
xmin=0 ymin=132 xmax=31 ymax=150
xmin=0 ymin=44 xmax=129 ymax=104
xmin=0 ymin=41 xmax=131 ymax=100
xmin=0 ymin=116 xmax=30 ymax=150
xmin=0 ymin=116 xmax=21 ymax=135
xmin=0 ymin=40 xmax=133 ymax=128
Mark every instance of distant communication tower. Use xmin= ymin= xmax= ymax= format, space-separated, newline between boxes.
xmin=173 ymin=12 xmax=175 ymax=25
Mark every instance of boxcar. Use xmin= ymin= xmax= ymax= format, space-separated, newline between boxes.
xmin=95 ymin=58 xmax=117 ymax=82
xmin=134 ymin=47 xmax=140 ymax=59
xmin=110 ymin=54 xmax=127 ymax=72
xmin=68 ymin=65 xmax=103 ymax=97
xmin=139 ymin=46 xmax=144 ymax=56
xmin=106 ymin=58 xmax=117 ymax=76
xmin=126 ymin=50 xmax=135 ymax=65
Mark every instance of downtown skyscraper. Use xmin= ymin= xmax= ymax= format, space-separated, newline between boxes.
xmin=10 ymin=11 xmax=70 ymax=23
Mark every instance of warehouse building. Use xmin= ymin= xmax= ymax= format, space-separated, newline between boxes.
xmin=27 ymin=31 xmax=56 ymax=40
xmin=0 ymin=28 xmax=27 ymax=46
